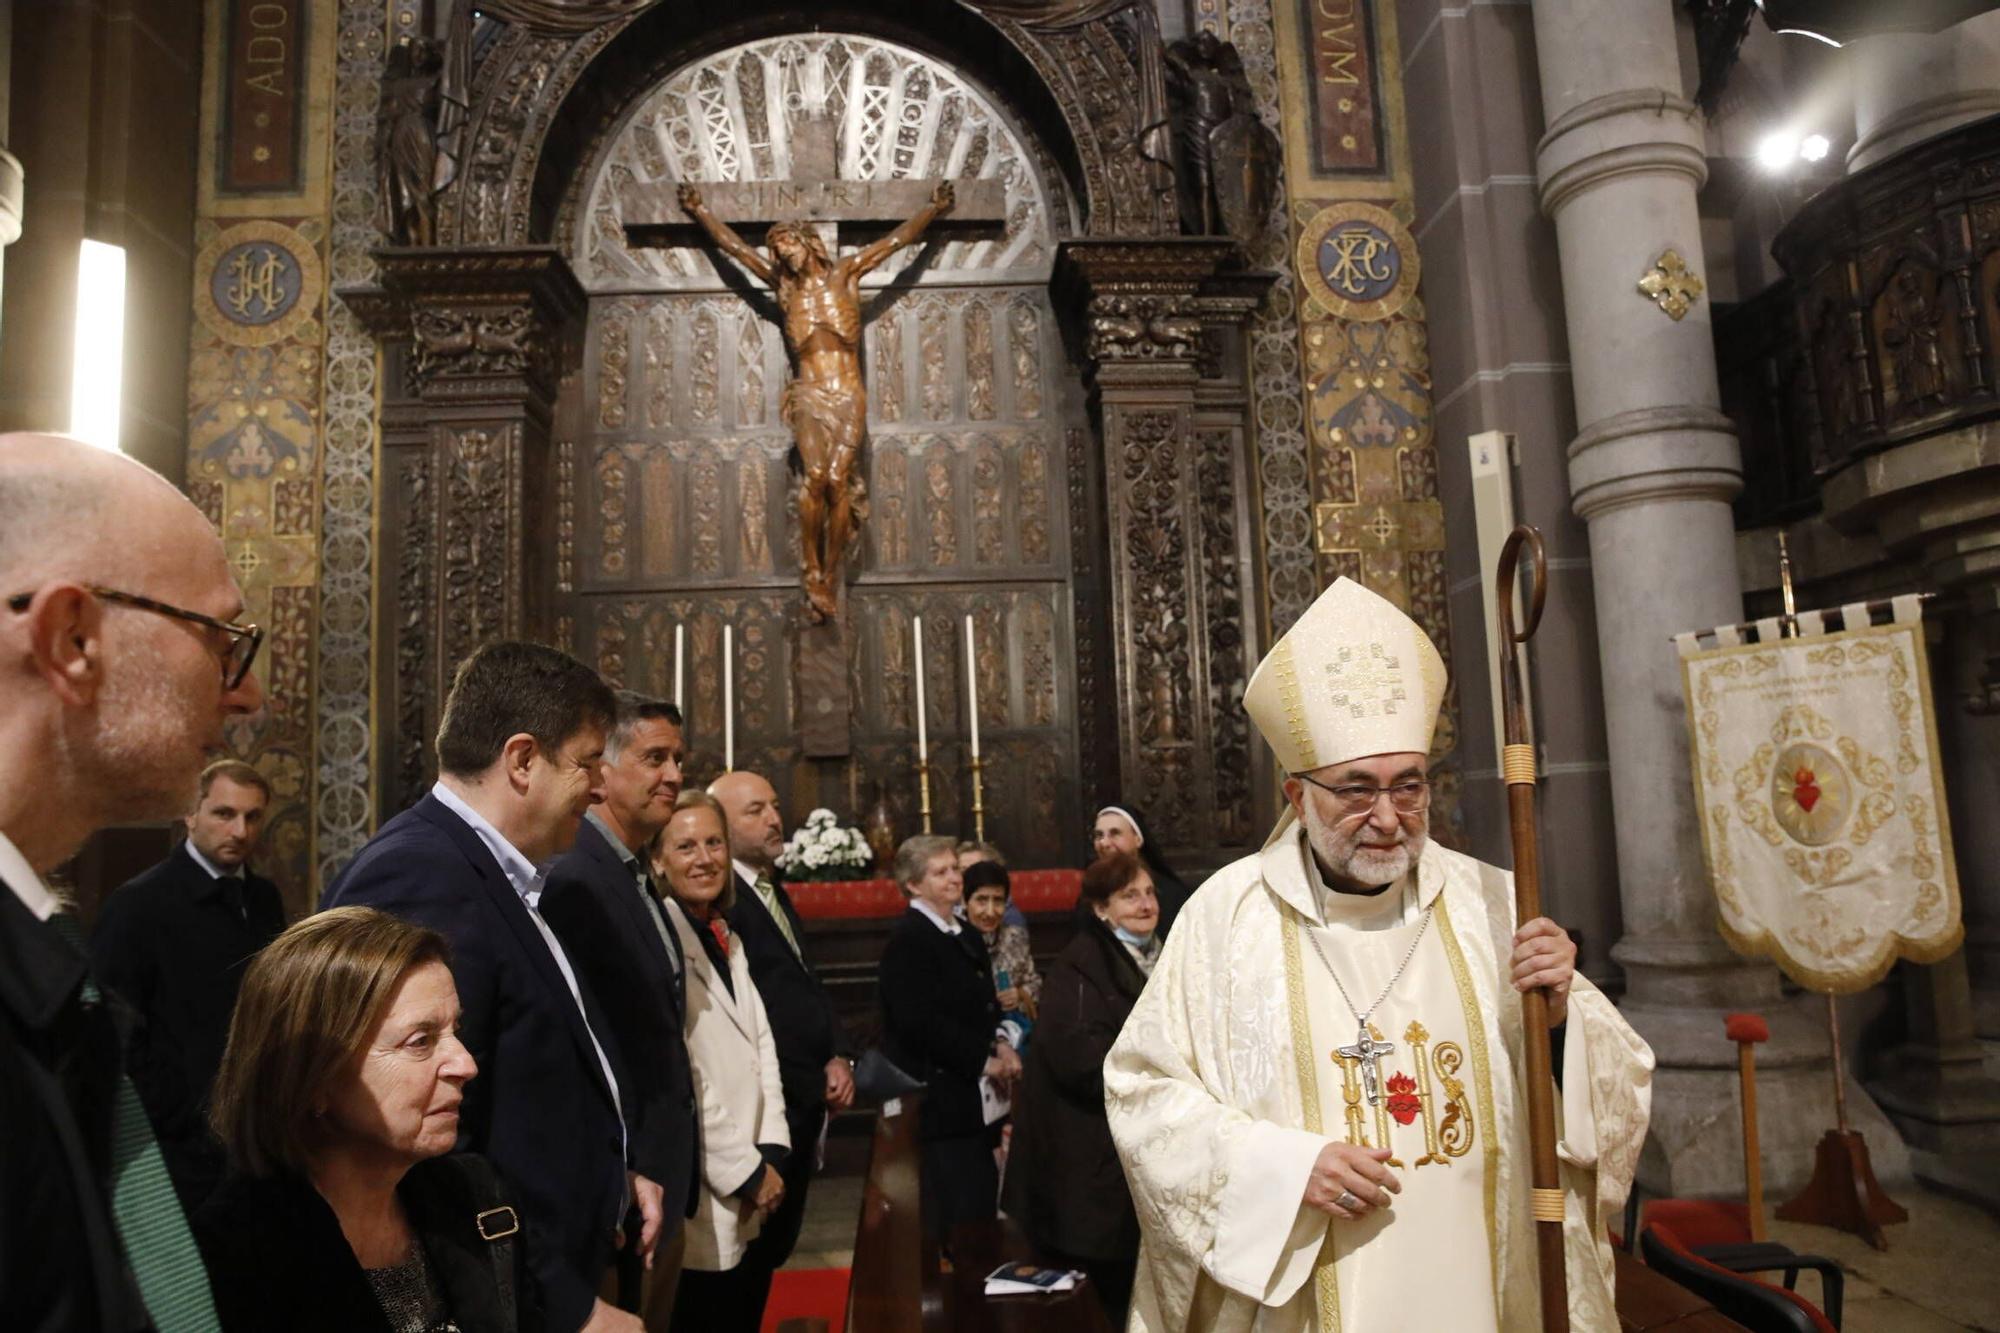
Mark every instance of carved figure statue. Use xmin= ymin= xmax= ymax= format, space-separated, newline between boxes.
xmin=677 ymin=180 xmax=955 ymax=622
xmin=1164 ymin=31 xmax=1280 ymax=242
xmin=376 ymin=37 xmax=445 ymax=246
xmin=1882 ymin=267 xmax=1948 ymax=415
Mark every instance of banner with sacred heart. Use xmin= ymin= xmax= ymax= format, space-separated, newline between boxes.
xmin=1676 ymin=595 xmax=1961 ymax=993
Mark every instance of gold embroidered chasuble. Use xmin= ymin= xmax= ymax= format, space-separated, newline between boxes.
xmin=1294 ymin=873 xmax=1496 ymax=1331
xmin=1104 ymin=822 xmax=1654 ymax=1333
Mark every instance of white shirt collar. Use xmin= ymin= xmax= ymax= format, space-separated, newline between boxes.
xmin=431 ymin=780 xmax=546 ymax=908
xmin=911 ymin=897 xmax=961 ymax=935
xmin=732 ymin=857 xmax=773 ymax=889
xmin=183 ymin=839 xmax=231 ymax=880
xmin=0 ymin=829 xmax=56 ymax=921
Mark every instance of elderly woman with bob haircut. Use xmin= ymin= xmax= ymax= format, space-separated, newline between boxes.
xmin=193 ymin=906 xmax=535 ymax=1332
xmin=877 ymin=833 xmax=1021 ymax=1244
xmin=650 ymin=789 xmax=789 ymax=1332
xmin=1003 ymin=850 xmax=1160 ymax=1321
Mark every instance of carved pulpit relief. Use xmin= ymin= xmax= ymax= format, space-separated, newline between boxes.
xmin=620 ymin=114 xmax=1005 ymax=753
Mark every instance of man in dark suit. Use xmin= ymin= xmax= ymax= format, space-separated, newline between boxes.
xmin=543 ymin=691 xmax=699 ymax=1331
xmin=1 ymin=432 xmax=264 ymax=1329
xmin=711 ymin=770 xmax=853 ymax=1311
xmin=91 ymin=758 xmax=286 ymax=1211
xmin=324 ymin=641 xmax=653 ymax=1333
xmin=877 ymin=835 xmax=1019 ymax=1245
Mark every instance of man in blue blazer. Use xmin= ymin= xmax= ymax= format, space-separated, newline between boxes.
xmin=324 ymin=642 xmax=655 ymax=1333
xmin=542 ymin=692 xmax=699 ymax=1330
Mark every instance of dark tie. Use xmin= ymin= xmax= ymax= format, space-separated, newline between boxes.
xmin=48 ymin=913 xmax=220 ymax=1330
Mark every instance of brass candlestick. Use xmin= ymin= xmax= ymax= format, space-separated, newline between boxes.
xmin=969 ymin=751 xmax=987 ymax=845
xmin=917 ymin=756 xmax=934 ymax=835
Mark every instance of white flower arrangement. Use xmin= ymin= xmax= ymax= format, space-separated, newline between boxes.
xmin=775 ymin=807 xmax=874 ymax=881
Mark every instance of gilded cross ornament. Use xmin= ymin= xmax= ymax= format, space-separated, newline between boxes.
xmin=1638 ymin=249 xmax=1705 ymax=322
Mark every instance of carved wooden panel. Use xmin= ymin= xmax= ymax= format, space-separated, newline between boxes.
xmin=564 ymin=280 xmax=1080 ymax=863
xmin=1773 ymin=117 xmax=2000 ymax=473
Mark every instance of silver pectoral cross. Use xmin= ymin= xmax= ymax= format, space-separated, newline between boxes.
xmin=1337 ymin=1024 xmax=1396 ymax=1105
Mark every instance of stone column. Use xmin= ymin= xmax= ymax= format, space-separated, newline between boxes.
xmin=1532 ymin=1 xmax=1864 ymax=1194
xmin=1847 ymin=12 xmax=2000 ymax=173
xmin=1056 ymin=239 xmax=1271 ymax=869
xmin=343 ymin=247 xmax=584 ymax=814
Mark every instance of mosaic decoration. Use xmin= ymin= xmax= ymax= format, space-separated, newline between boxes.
xmin=194 ymin=221 xmax=324 ymax=345
xmin=1296 ymin=201 xmax=1418 ymax=322
xmin=314 ymin=0 xmax=387 ymax=885
xmin=186 ymin=0 xmax=340 ymax=914
xmin=1224 ymin=0 xmax=1456 ymax=796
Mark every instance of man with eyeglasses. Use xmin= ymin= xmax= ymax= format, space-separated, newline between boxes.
xmin=0 ymin=432 xmax=263 ymax=1331
xmin=1106 ymin=577 xmax=1653 ymax=1332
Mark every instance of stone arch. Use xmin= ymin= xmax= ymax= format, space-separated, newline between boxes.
xmin=435 ymin=0 xmax=1160 ymax=249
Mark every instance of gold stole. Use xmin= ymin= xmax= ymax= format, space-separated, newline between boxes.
xmin=1279 ymin=894 xmax=1501 ymax=1331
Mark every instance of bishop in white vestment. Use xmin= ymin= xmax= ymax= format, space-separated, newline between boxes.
xmin=1105 ymin=578 xmax=1654 ymax=1332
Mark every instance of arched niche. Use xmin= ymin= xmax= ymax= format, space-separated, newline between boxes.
xmin=436 ymin=0 xmax=1172 ymax=250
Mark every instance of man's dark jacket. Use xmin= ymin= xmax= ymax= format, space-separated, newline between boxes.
xmin=0 ymin=879 xmax=152 ymax=1331
xmin=90 ymin=843 xmax=286 ymax=1207
xmin=323 ymin=795 xmax=627 ymax=1333
xmin=540 ymin=817 xmax=699 ymax=1228
xmin=877 ymin=907 xmax=1000 ymax=1142
xmin=725 ymin=866 xmax=843 ymax=1268
xmin=725 ymin=867 xmax=841 ymax=1131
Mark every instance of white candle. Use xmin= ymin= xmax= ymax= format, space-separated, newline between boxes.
xmin=673 ymin=623 xmax=685 ymax=712
xmin=722 ymin=624 xmax=734 ymax=772
xmin=913 ymin=615 xmax=929 ymax=760
xmin=964 ymin=613 xmax=981 ymax=759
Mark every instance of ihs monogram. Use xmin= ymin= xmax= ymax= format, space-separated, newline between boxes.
xmin=1332 ymin=1019 xmax=1475 ymax=1168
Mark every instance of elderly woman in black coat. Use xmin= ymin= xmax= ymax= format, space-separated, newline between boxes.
xmin=194 ymin=907 xmax=538 ymax=1332
xmin=1003 ymin=851 xmax=1160 ymax=1322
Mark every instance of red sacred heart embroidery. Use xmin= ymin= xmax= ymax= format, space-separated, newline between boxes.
xmin=1385 ymin=1072 xmax=1421 ymax=1125
xmin=1792 ymin=766 xmax=1821 ymax=814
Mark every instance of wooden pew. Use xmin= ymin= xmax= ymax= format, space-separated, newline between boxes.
xmin=844 ymin=1092 xmax=944 ymax=1333
xmin=836 ymin=1090 xmax=1112 ymax=1333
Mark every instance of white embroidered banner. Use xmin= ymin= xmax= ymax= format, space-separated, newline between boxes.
xmin=1677 ymin=603 xmax=1960 ymax=992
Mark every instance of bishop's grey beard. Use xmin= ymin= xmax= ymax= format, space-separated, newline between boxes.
xmin=1302 ymin=801 xmax=1428 ymax=890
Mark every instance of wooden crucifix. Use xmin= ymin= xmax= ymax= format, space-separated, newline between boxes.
xmin=620 ymin=118 xmax=1004 ymax=756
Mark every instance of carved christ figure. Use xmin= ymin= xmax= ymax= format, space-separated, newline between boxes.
xmin=677 ymin=180 xmax=956 ymax=622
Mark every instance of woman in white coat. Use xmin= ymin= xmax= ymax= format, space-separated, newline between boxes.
xmin=653 ymin=790 xmax=790 ymax=1332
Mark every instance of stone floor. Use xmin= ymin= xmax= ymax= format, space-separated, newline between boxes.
xmin=783 ymin=1171 xmax=2000 ymax=1330
xmin=1766 ymin=1187 xmax=2000 ymax=1331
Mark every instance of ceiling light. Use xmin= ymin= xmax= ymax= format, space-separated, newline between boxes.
xmin=1756 ymin=132 xmax=1801 ymax=170
xmin=1799 ymin=134 xmax=1831 ymax=162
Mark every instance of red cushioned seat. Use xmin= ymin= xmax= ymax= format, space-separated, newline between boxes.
xmin=1641 ymin=1217 xmax=1839 ymax=1333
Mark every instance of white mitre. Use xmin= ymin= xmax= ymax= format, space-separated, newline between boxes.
xmin=1243 ymin=576 xmax=1448 ymax=773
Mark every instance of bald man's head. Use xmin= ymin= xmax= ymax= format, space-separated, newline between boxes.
xmin=0 ymin=434 xmax=263 ymax=867
xmin=710 ymin=769 xmax=784 ymax=870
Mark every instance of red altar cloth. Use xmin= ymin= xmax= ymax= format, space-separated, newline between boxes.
xmin=786 ymin=868 xmax=1083 ymax=920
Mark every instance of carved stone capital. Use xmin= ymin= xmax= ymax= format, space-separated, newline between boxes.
xmin=1054 ymin=237 xmax=1266 ymax=370
xmin=1085 ymin=291 xmax=1203 ymax=362
xmin=338 ymin=246 xmax=585 ymax=400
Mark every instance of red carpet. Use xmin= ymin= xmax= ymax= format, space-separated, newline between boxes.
xmin=761 ymin=1267 xmax=850 ymax=1333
